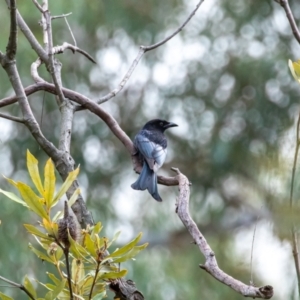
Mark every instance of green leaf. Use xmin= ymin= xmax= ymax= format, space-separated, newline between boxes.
xmin=0 ymin=292 xmax=14 ymax=300
xmin=52 ymin=167 xmax=80 ymax=206
xmin=112 ymin=243 xmax=148 ymax=263
xmin=27 ymin=150 xmax=44 ymax=197
xmin=84 ymin=233 xmax=97 ymax=258
xmin=106 ymin=230 xmax=121 ymax=248
xmin=91 ymin=222 xmax=103 ymax=237
xmin=44 ymin=158 xmax=56 ymax=208
xmin=91 ymin=291 xmax=106 ymax=300
xmin=45 ymin=279 xmax=66 ymax=300
xmin=24 ymin=224 xmax=52 ymax=240
xmin=23 ymin=275 xmax=37 ymax=299
xmin=68 ymin=188 xmax=80 ymax=207
xmin=98 ymin=269 xmax=127 ymax=280
xmin=47 ymin=273 xmax=61 ymax=286
xmin=29 ymin=243 xmax=54 ymax=263
xmin=16 ymin=182 xmax=48 ymax=219
xmin=72 ymin=258 xmax=85 ymax=284
xmin=0 ymin=188 xmax=28 ymax=207
xmin=103 ymin=233 xmax=142 ymax=262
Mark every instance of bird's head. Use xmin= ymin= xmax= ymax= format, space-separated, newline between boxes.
xmin=143 ymin=119 xmax=178 ymax=132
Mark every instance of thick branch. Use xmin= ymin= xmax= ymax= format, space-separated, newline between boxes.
xmin=0 ymin=82 xmax=178 ymax=186
xmin=6 ymin=0 xmax=18 ymax=60
xmin=172 ymin=168 xmax=274 ymax=299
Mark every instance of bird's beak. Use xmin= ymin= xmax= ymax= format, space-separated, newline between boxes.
xmin=164 ymin=122 xmax=178 ymax=129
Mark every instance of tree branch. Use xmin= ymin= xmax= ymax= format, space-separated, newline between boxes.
xmin=53 ymin=42 xmax=96 ymax=64
xmin=172 ymin=167 xmax=274 ymax=299
xmin=275 ymin=0 xmax=300 ymax=44
xmin=96 ymin=0 xmax=205 ymax=105
xmin=0 ymin=112 xmax=24 ymax=123
xmin=6 ymin=0 xmax=17 ymax=60
xmin=0 ymin=82 xmax=179 ymax=186
xmin=0 ymin=275 xmax=36 ymax=300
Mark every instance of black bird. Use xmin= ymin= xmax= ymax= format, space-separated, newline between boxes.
xmin=131 ymin=119 xmax=178 ymax=202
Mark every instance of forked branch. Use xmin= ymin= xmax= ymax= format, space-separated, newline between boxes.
xmin=172 ymin=168 xmax=274 ymax=299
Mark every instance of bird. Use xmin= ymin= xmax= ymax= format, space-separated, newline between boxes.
xmin=131 ymin=119 xmax=178 ymax=202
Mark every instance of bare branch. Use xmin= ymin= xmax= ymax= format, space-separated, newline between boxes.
xmin=0 ymin=82 xmax=179 ymax=186
xmin=275 ymin=0 xmax=300 ymax=44
xmin=144 ymin=0 xmax=205 ymax=51
xmin=0 ymin=275 xmax=36 ymax=300
xmin=0 ymin=112 xmax=24 ymax=123
xmin=96 ymin=0 xmax=205 ymax=104
xmin=51 ymin=12 xmax=72 ymax=20
xmin=32 ymin=0 xmax=44 ymax=13
xmin=16 ymin=10 xmax=48 ymax=63
xmin=31 ymin=58 xmax=45 ymax=83
xmin=64 ymin=15 xmax=77 ymax=47
xmin=6 ymin=0 xmax=18 ymax=60
xmin=53 ymin=42 xmax=96 ymax=64
xmin=172 ymin=168 xmax=274 ymax=299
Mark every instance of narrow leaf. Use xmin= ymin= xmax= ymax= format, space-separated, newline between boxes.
xmin=0 ymin=292 xmax=14 ymax=300
xmin=112 ymin=243 xmax=148 ymax=263
xmin=45 ymin=278 xmax=66 ymax=300
xmin=24 ymin=224 xmax=51 ymax=240
xmin=16 ymin=182 xmax=48 ymax=219
xmin=0 ymin=189 xmax=28 ymax=207
xmin=98 ymin=269 xmax=127 ymax=280
xmin=29 ymin=244 xmax=54 ymax=263
xmin=27 ymin=150 xmax=44 ymax=196
xmin=23 ymin=275 xmax=37 ymax=299
xmin=68 ymin=188 xmax=80 ymax=207
xmin=52 ymin=167 xmax=80 ymax=206
xmin=44 ymin=158 xmax=56 ymax=208
xmin=103 ymin=233 xmax=142 ymax=261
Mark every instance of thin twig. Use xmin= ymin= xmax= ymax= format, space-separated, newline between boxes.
xmin=64 ymin=16 xmax=77 ymax=47
xmin=172 ymin=167 xmax=273 ymax=299
xmin=250 ymin=217 xmax=258 ymax=286
xmin=0 ymin=275 xmax=36 ymax=300
xmin=32 ymin=0 xmax=43 ymax=13
xmin=88 ymin=260 xmax=101 ymax=299
xmin=63 ymin=248 xmax=74 ymax=300
xmin=52 ymin=12 xmax=72 ymax=20
xmin=276 ymin=0 xmax=300 ymax=44
xmin=96 ymin=0 xmax=205 ymax=104
xmin=53 ymin=42 xmax=96 ymax=64
xmin=0 ymin=112 xmax=24 ymax=123
xmin=289 ymin=110 xmax=300 ymax=297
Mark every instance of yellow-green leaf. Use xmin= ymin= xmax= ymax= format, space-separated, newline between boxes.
xmin=24 ymin=224 xmax=52 ymax=240
xmin=29 ymin=243 xmax=54 ymax=263
xmin=91 ymin=222 xmax=103 ymax=239
xmin=27 ymin=150 xmax=44 ymax=196
xmin=72 ymin=258 xmax=85 ymax=284
xmin=0 ymin=188 xmax=28 ymax=207
xmin=98 ymin=269 xmax=127 ymax=280
xmin=106 ymin=230 xmax=121 ymax=248
xmin=52 ymin=167 xmax=80 ymax=206
xmin=44 ymin=158 xmax=56 ymax=208
xmin=23 ymin=275 xmax=37 ymax=299
xmin=0 ymin=292 xmax=14 ymax=300
xmin=68 ymin=188 xmax=80 ymax=207
xmin=45 ymin=278 xmax=66 ymax=300
xmin=103 ymin=233 xmax=142 ymax=262
xmin=16 ymin=182 xmax=48 ymax=220
xmin=112 ymin=243 xmax=148 ymax=263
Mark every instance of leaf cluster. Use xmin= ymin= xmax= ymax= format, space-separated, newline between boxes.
xmin=0 ymin=150 xmax=148 ymax=300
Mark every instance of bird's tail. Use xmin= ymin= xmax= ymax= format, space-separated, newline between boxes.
xmin=131 ymin=162 xmax=162 ymax=202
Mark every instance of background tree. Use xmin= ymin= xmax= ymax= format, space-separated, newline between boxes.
xmin=0 ymin=0 xmax=299 ymax=299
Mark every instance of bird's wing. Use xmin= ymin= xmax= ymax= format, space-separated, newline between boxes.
xmin=135 ymin=134 xmax=167 ymax=172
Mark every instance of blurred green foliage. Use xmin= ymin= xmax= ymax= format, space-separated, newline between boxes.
xmin=0 ymin=0 xmax=300 ymax=299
